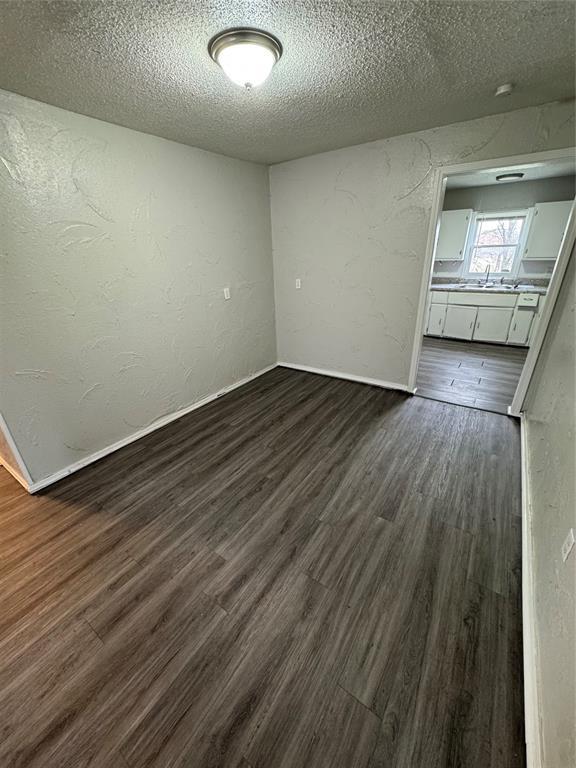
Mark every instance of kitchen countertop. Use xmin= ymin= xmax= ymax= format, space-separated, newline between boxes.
xmin=430 ymin=283 xmax=547 ymax=295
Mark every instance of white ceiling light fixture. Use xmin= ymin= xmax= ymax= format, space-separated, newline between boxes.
xmin=209 ymin=28 xmax=282 ymax=89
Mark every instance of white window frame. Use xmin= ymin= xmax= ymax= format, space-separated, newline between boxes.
xmin=463 ymin=208 xmax=533 ymax=279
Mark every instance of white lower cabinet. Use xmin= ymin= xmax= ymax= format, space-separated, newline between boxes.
xmin=425 ymin=290 xmax=542 ymax=346
xmin=473 ymin=307 xmax=513 ymax=343
xmin=426 ymin=304 xmax=447 ymax=335
xmin=443 ymin=305 xmax=477 ymax=340
xmin=507 ymin=308 xmax=534 ymax=345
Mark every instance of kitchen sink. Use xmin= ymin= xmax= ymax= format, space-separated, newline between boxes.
xmin=431 ymin=282 xmax=542 ymax=295
xmin=445 ymin=283 xmax=517 ymax=291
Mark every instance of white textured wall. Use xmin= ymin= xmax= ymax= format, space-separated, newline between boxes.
xmin=0 ymin=90 xmax=276 ymax=483
xmin=270 ymin=101 xmax=575 ymax=384
xmin=524 ymin=249 xmax=575 ymax=768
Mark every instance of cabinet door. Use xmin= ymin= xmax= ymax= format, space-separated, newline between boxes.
xmin=473 ymin=307 xmax=513 ymax=343
xmin=435 ymin=209 xmax=473 ymax=262
xmin=443 ymin=305 xmax=477 ymax=340
xmin=523 ymin=201 xmax=573 ymax=260
xmin=426 ymin=304 xmax=447 ymax=336
xmin=507 ymin=308 xmax=534 ymax=345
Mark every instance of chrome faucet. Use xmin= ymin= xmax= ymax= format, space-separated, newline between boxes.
xmin=484 ymin=266 xmax=491 ymax=284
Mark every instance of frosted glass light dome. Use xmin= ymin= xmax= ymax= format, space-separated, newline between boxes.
xmin=209 ymin=29 xmax=282 ymax=89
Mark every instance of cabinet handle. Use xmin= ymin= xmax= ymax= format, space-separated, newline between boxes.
xmin=471 ymin=322 xmax=475 ymax=329
xmin=513 ymin=323 xmax=517 ymax=331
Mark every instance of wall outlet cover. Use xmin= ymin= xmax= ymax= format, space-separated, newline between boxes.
xmin=224 ymin=287 xmax=231 ymax=300
xmin=295 ymin=278 xmax=301 ymax=289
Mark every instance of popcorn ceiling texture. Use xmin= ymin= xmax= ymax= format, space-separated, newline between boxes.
xmin=270 ymin=100 xmax=575 ymax=384
xmin=0 ymin=89 xmax=276 ymax=482
xmin=0 ymin=0 xmax=574 ymax=164
xmin=524 ymin=252 xmax=575 ymax=768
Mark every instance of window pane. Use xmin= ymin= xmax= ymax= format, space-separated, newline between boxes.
xmin=469 ymin=246 xmax=516 ymax=274
xmin=476 ymin=217 xmax=524 ymax=247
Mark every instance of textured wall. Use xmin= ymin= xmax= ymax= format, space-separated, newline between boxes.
xmin=270 ymin=101 xmax=575 ymax=383
xmin=0 ymin=89 xmax=275 ymax=483
xmin=524 ymin=250 xmax=575 ymax=768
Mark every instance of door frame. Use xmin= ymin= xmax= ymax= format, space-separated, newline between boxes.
xmin=407 ymin=147 xmax=576 ymax=417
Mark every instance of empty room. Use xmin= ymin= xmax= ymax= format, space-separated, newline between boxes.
xmin=0 ymin=2 xmax=574 ymax=768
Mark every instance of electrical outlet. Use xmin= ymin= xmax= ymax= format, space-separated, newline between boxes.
xmin=223 ymin=287 xmax=231 ymax=300
xmin=561 ymin=529 xmax=575 ymax=562
xmin=295 ymin=278 xmax=301 ymax=289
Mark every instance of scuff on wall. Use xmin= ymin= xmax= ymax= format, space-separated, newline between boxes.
xmin=0 ymin=89 xmax=276 ymax=483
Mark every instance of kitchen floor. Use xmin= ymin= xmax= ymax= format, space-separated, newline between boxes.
xmin=416 ymin=336 xmax=529 ymax=414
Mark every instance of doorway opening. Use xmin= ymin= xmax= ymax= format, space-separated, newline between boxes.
xmin=409 ymin=151 xmax=575 ymax=415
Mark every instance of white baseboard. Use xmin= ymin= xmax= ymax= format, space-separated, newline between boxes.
xmin=520 ymin=415 xmax=543 ymax=768
xmin=6 ymin=360 xmax=412 ymax=495
xmin=27 ymin=363 xmax=277 ymax=494
xmin=277 ymin=361 xmax=415 ymax=394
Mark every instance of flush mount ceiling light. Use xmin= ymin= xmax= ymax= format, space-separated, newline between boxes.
xmin=496 ymin=172 xmax=525 ymax=182
xmin=208 ymin=28 xmax=282 ymax=89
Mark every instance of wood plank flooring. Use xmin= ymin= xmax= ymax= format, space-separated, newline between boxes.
xmin=0 ymin=367 xmax=525 ymax=768
xmin=416 ymin=337 xmax=529 ymax=414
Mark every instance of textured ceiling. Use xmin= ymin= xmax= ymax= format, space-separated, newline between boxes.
xmin=0 ymin=1 xmax=574 ymax=164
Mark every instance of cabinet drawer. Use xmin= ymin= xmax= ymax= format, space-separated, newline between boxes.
xmin=429 ymin=290 xmax=448 ymax=304
xmin=448 ymin=291 xmax=517 ymax=308
xmin=517 ymin=293 xmax=539 ymax=308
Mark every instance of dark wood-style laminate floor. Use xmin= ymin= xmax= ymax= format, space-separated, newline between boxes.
xmin=0 ymin=367 xmax=525 ymax=768
xmin=416 ymin=337 xmax=529 ymax=414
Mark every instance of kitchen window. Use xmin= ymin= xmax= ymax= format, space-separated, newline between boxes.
xmin=464 ymin=210 xmax=530 ymax=278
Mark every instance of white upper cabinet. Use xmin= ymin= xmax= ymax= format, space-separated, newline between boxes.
xmin=434 ymin=209 xmax=473 ymax=262
xmin=523 ymin=201 xmax=573 ymax=260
